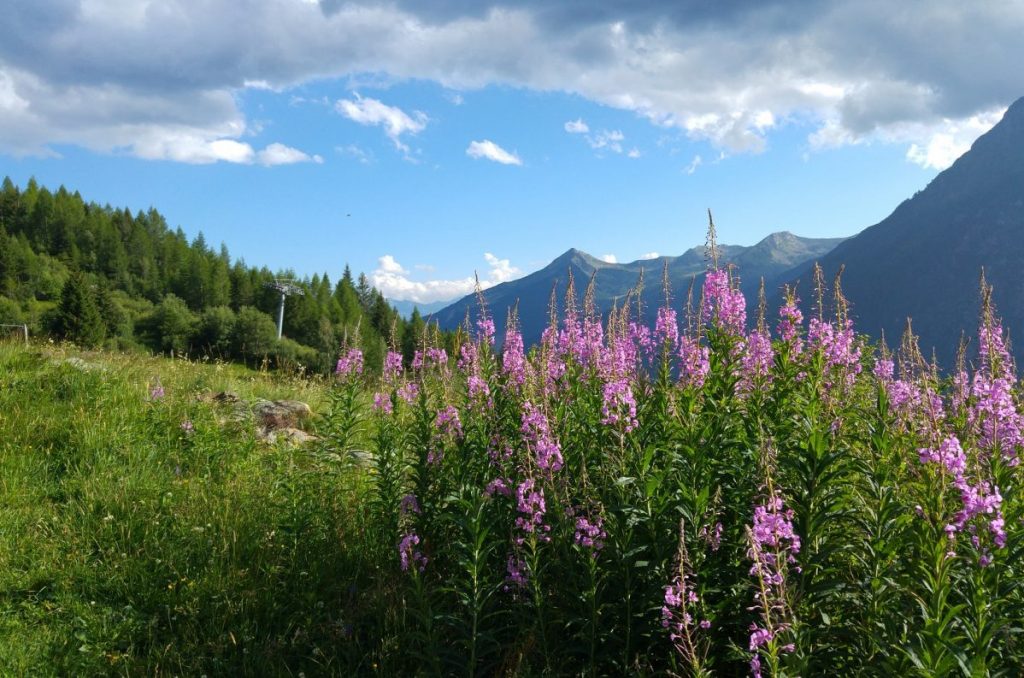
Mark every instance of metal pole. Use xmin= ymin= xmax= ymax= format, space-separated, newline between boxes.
xmin=276 ymin=292 xmax=286 ymax=339
xmin=23 ymin=324 xmax=28 ymax=344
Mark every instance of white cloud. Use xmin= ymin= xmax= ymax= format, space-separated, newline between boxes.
xmin=1 ymin=2 xmax=1022 ymax=165
xmin=600 ymin=254 xmax=618 ymax=264
xmin=336 ymin=143 xmax=373 ymax=163
xmin=372 ymin=252 xmax=524 ymax=303
xmin=483 ymin=252 xmax=521 ymax=282
xmin=903 ymin=109 xmax=1006 ymax=169
xmin=564 ymin=118 xmax=589 ymax=134
xmin=335 ymin=93 xmax=427 ymax=153
xmin=446 ymin=92 xmax=464 ymax=106
xmin=377 ymin=254 xmax=408 ymax=274
xmin=257 ymin=142 xmax=323 ymax=166
xmin=414 ymin=263 xmax=436 ymax=272
xmin=639 ymin=251 xmax=659 ymax=260
xmin=685 ymin=154 xmax=703 ymax=174
xmin=587 ymin=129 xmax=625 ymax=153
xmin=627 ymin=147 xmax=641 ymax=158
xmin=466 ymin=139 xmax=522 ymax=165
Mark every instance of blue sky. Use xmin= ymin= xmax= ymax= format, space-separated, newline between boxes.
xmin=2 ymin=1 xmax=1022 ymax=303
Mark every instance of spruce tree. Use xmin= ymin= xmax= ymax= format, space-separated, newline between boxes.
xmin=54 ymin=273 xmax=106 ymax=347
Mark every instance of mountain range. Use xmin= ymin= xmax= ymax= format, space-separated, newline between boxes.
xmin=431 ymin=231 xmax=845 ymax=347
xmin=428 ymin=94 xmax=1024 ymax=367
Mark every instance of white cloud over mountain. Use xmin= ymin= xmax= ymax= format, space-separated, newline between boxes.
xmin=1 ymin=1 xmax=1022 ymax=168
xmin=372 ymin=252 xmax=523 ymax=303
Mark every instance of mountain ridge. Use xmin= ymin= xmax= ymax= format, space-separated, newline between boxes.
xmin=433 ymin=231 xmax=846 ymax=345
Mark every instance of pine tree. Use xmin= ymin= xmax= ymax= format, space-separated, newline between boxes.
xmin=53 ymin=273 xmax=106 ymax=347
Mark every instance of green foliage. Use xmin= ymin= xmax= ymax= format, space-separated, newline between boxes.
xmin=0 ymin=177 xmax=452 ymax=373
xmin=52 ymin=272 xmax=106 ymax=347
xmin=232 ymin=306 xmax=278 ymax=362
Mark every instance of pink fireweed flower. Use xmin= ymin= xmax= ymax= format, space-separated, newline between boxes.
xmin=505 ymin=553 xmax=529 ymax=590
xmin=398 ymin=532 xmax=428 ymax=573
xmin=484 ymin=477 xmax=512 ymax=498
xmin=514 ymin=479 xmax=550 ymax=543
xmin=678 ymin=336 xmax=711 ymax=388
xmin=872 ymin=356 xmax=895 ymax=383
xmin=467 ymin=374 xmax=491 ymax=401
xmin=476 ymin=316 xmax=496 ymax=346
xmin=573 ymin=515 xmax=606 ymax=554
xmin=970 ymin=374 xmax=1023 ymax=464
xmin=434 ymin=405 xmax=463 ymax=439
xmin=521 ymin=402 xmax=564 ymax=474
xmin=979 ymin=319 xmax=1015 ymax=381
xmin=149 ymin=384 xmax=165 ymax=401
xmin=655 ymin=307 xmax=680 ymax=354
xmin=808 ymin=318 xmax=862 ymax=388
xmin=601 ymin=379 xmax=639 ymax=433
xmin=412 ymin=347 xmax=448 ymax=371
xmin=335 ymin=348 xmax=364 ymax=378
xmin=776 ymin=300 xmax=804 ymax=354
xmin=397 ymin=381 xmax=419 ymax=404
xmin=702 ymin=269 xmax=747 ymax=335
xmin=383 ymin=350 xmax=403 ymax=379
xmin=179 ymin=419 xmax=194 ymax=433
xmin=746 ymin=495 xmax=799 ymax=673
xmin=502 ymin=325 xmax=527 ymax=387
xmin=738 ymin=330 xmax=773 ymax=394
xmin=373 ymin=391 xmax=393 ymax=414
xmin=918 ymin=435 xmax=1007 ymax=562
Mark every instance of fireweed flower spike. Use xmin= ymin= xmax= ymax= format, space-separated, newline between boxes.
xmin=335 ymin=347 xmax=364 ymax=378
xmin=702 ymin=268 xmax=746 ymax=335
xmin=746 ymin=495 xmax=800 ymax=677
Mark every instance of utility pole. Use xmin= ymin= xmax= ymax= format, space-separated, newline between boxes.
xmin=264 ymin=280 xmax=304 ymax=340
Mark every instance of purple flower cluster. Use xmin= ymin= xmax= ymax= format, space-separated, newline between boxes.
xmin=746 ymin=496 xmax=800 ymax=676
xmin=399 ymin=493 xmax=421 ymax=516
xmin=373 ymin=391 xmax=393 ymax=414
xmin=502 ymin=326 xmax=528 ymax=387
xmin=514 ymin=479 xmax=550 ymax=544
xmin=434 ymin=405 xmax=463 ymax=439
xmin=335 ymin=348 xmax=364 ymax=378
xmin=600 ymin=379 xmax=639 ymax=432
xmin=150 ymin=384 xmax=165 ymax=401
xmin=702 ymin=269 xmax=747 ymax=335
xmin=573 ymin=515 xmax=606 ymax=554
xmin=918 ymin=435 xmax=1006 ymax=563
xmin=521 ymin=402 xmax=564 ymax=474
xmin=655 ymin=307 xmax=680 ymax=353
xmin=678 ymin=336 xmax=711 ymax=388
xmin=970 ymin=374 xmax=1023 ymax=464
xmin=808 ymin=318 xmax=862 ymax=387
xmin=484 ymin=477 xmax=513 ymax=498
xmin=412 ymin=347 xmax=448 ymax=371
xmin=384 ymin=350 xmax=403 ymax=379
xmin=397 ymin=381 xmax=419 ymax=404
xmin=399 ymin=532 xmax=428 ymax=573
xmin=776 ymin=300 xmax=804 ymax=353
xmin=738 ymin=330 xmax=774 ymax=394
xmin=505 ymin=553 xmax=529 ymax=590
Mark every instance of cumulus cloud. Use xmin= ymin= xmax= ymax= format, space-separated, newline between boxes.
xmin=627 ymin=147 xmax=641 ymax=158
xmin=336 ymin=93 xmax=427 ymax=153
xmin=372 ymin=252 xmax=524 ymax=303
xmin=1 ymin=1 xmax=1022 ymax=164
xmin=565 ymin=118 xmax=589 ymax=133
xmin=466 ymin=139 xmax=522 ymax=165
xmin=639 ymin=251 xmax=659 ymax=260
xmin=600 ymin=254 xmax=618 ymax=264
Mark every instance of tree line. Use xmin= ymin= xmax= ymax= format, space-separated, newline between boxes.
xmin=0 ymin=177 xmax=453 ymax=372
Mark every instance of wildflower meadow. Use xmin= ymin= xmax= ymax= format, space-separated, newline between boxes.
xmin=2 ymin=254 xmax=1024 ymax=676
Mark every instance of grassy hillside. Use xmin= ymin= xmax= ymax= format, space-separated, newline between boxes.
xmin=0 ymin=342 xmax=384 ymax=675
